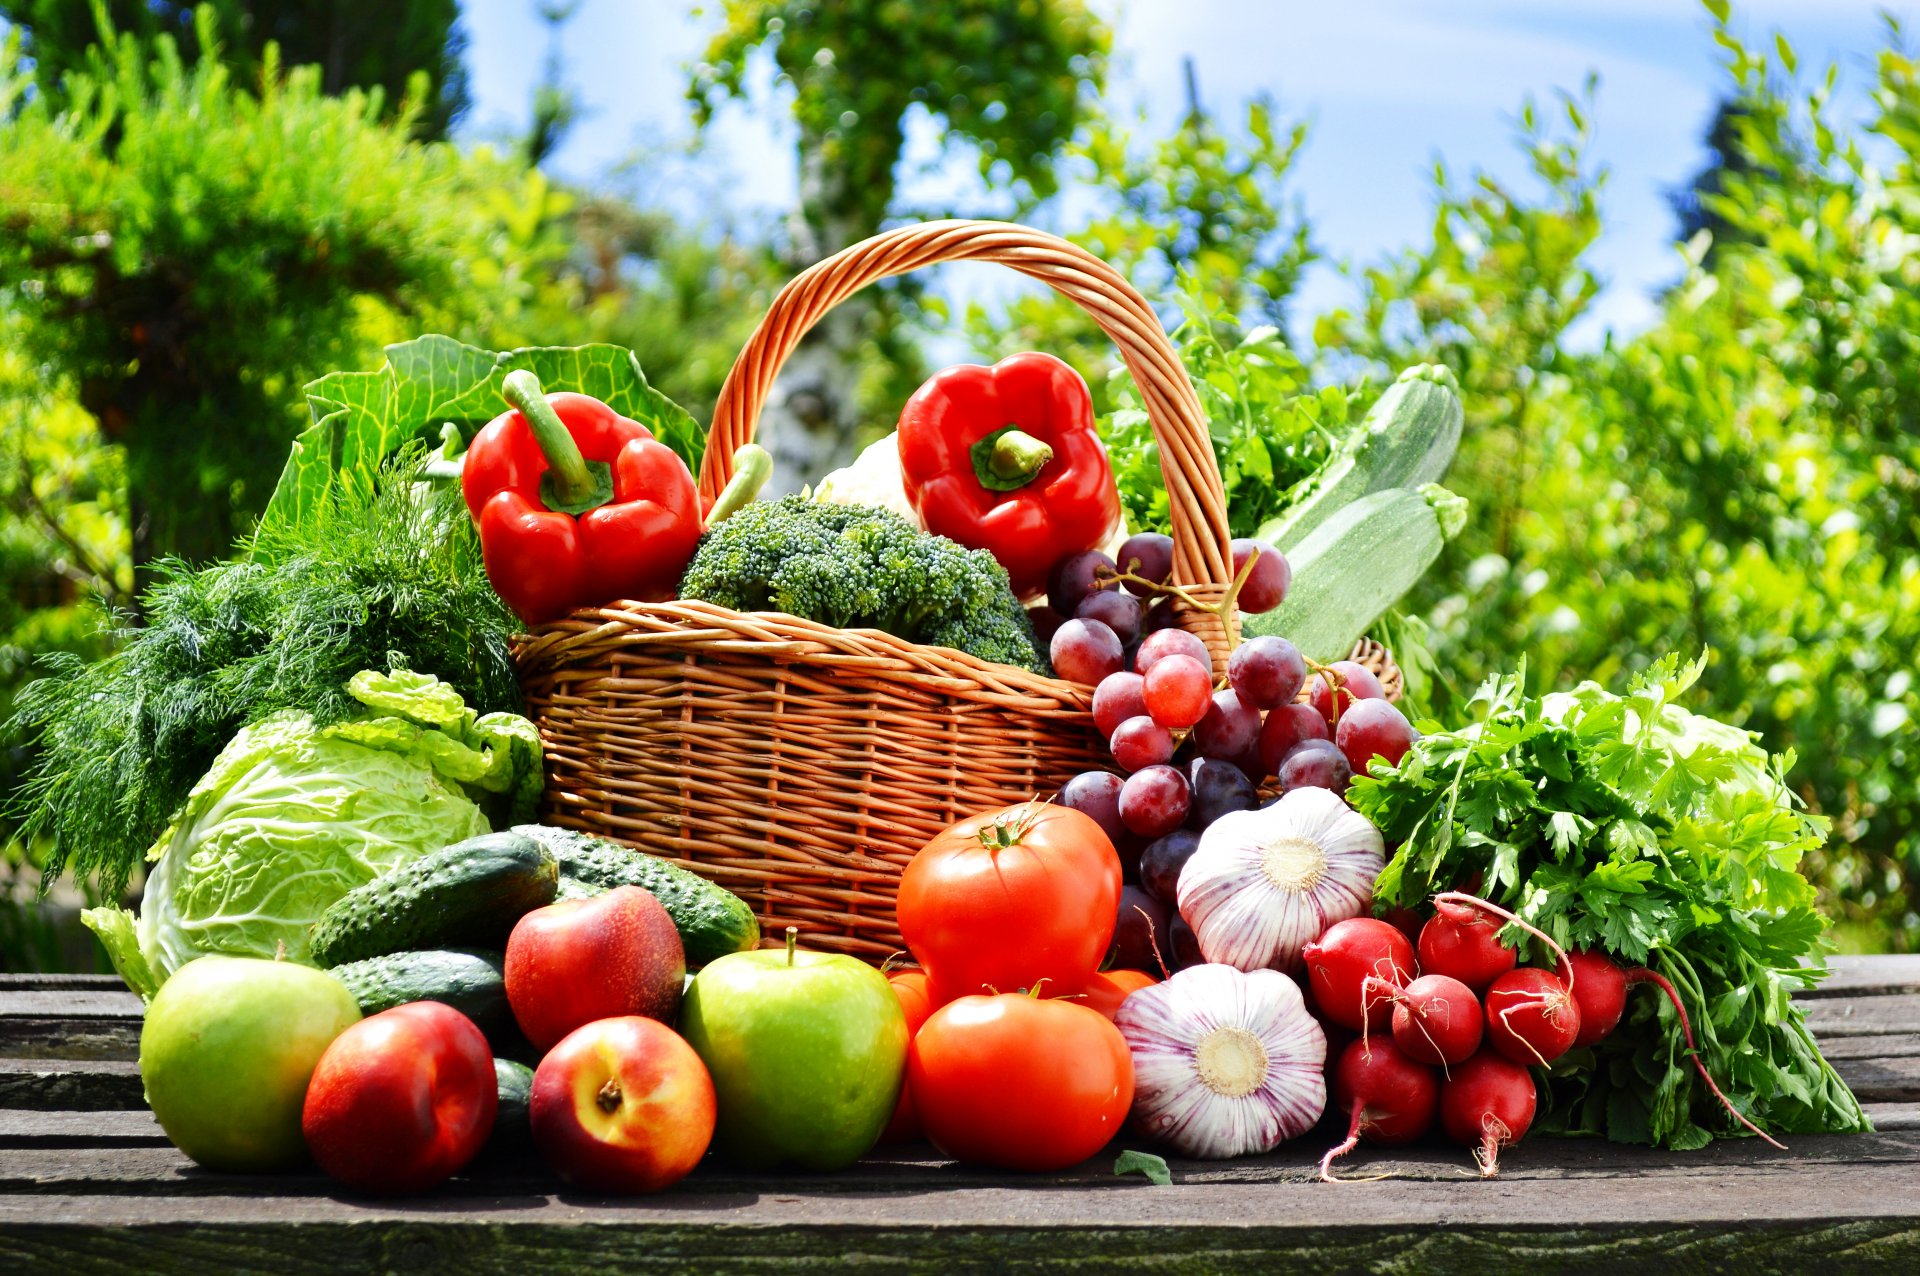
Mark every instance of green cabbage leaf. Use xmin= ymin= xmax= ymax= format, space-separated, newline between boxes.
xmin=83 ymin=668 xmax=541 ymax=999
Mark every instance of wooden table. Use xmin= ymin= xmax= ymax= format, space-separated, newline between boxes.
xmin=2 ymin=960 xmax=1917 ymax=1274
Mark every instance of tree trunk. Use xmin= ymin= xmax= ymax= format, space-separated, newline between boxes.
xmin=752 ymin=126 xmax=892 ymax=495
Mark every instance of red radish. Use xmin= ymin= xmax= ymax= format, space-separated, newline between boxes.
xmin=1484 ymin=967 xmax=1582 ymax=1066
xmin=1384 ymin=973 xmax=1484 ymax=1066
xmin=1439 ymin=1049 xmax=1537 ymax=1178
xmin=1318 ymin=1037 xmax=1439 ymax=1181
xmin=1416 ymin=901 xmax=1517 ymax=993
xmin=1303 ymin=918 xmax=1415 ymax=1034
xmin=1566 ymin=948 xmax=1629 ymax=1047
xmin=1379 ymin=906 xmax=1424 ymax=949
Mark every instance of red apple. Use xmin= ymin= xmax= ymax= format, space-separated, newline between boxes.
xmin=301 ymin=1002 xmax=497 ymax=1194
xmin=506 ymin=885 xmax=685 ymax=1051
xmin=878 ymin=970 xmax=935 ymax=1144
xmin=530 ymin=1015 xmax=716 ymax=1192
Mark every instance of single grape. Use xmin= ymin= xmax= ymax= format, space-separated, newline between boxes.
xmin=1119 ymin=764 xmax=1190 ymax=838
xmin=1048 ymin=550 xmax=1118 ymax=617
xmin=1111 ymin=715 xmax=1176 ymax=773
xmin=1227 ymin=635 xmax=1307 ymax=709
xmin=1076 ymin=589 xmax=1142 ymax=645
xmin=1187 ymin=756 xmax=1258 ymax=827
xmin=1056 ymin=770 xmax=1127 ymax=845
xmin=1230 ymin=539 xmax=1292 ymax=614
xmin=1135 ymin=627 xmax=1211 ymax=674
xmin=1092 ymin=671 xmax=1148 ymax=739
xmin=1225 ymin=746 xmax=1267 ymax=785
xmin=1276 ymin=738 xmax=1353 ymax=796
xmin=1114 ymin=532 xmax=1175 ymax=596
xmin=1139 ymin=827 xmax=1202 ymax=906
xmin=1107 ymin=885 xmax=1172 ymax=973
xmin=1307 ymin=660 xmax=1387 ymax=723
xmin=1025 ymin=605 xmax=1066 ymax=646
xmin=1169 ymin=914 xmax=1205 ymax=970
xmin=1140 ymin=598 xmax=1181 ymax=635
xmin=1193 ymin=688 xmax=1261 ymax=759
xmin=1334 ymin=697 xmax=1418 ymax=775
xmin=1257 ymin=702 xmax=1331 ymax=776
xmin=1143 ymin=653 xmax=1212 ymax=730
xmin=1050 ymin=618 xmax=1123 ymax=686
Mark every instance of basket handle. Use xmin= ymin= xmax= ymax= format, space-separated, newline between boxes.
xmin=700 ymin=219 xmax=1237 ymax=665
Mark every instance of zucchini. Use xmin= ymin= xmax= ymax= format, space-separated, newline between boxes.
xmin=309 ymin=831 xmax=558 ymax=967
xmin=1259 ymin=365 xmax=1463 ymax=552
xmin=514 ymin=823 xmax=760 ymax=967
xmin=1245 ymin=484 xmax=1467 ymax=662
xmin=327 ymin=948 xmax=513 ymax=1042
xmin=491 ymin=1057 xmax=535 ymax=1148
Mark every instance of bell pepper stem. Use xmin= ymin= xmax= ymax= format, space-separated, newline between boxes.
xmin=987 ymin=429 xmax=1052 ymax=483
xmin=502 ymin=369 xmax=597 ymax=508
xmin=970 ymin=425 xmax=1054 ymax=492
xmin=706 ymin=444 xmax=774 ymax=530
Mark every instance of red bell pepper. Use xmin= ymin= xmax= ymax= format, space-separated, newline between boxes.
xmin=461 ymin=370 xmax=703 ymax=625
xmin=897 ymin=352 xmax=1121 ymax=599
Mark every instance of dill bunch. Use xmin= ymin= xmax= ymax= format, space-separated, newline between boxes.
xmin=7 ymin=451 xmax=522 ymax=895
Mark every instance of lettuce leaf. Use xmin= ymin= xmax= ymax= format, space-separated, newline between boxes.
xmin=257 ymin=335 xmax=703 ymax=543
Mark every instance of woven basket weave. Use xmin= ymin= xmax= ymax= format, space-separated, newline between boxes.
xmin=515 ymin=219 xmax=1396 ymax=960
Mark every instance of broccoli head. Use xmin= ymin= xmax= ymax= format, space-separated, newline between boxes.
xmin=678 ymin=497 xmax=1048 ymax=674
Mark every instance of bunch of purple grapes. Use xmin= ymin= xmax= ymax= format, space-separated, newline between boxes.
xmin=1034 ymin=532 xmax=1419 ymax=974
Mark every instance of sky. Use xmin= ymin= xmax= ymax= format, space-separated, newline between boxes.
xmin=463 ymin=0 xmax=1906 ymax=347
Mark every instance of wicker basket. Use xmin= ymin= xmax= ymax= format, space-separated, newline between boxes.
xmin=515 ymin=219 xmax=1396 ymax=960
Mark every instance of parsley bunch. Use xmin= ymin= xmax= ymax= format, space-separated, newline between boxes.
xmin=1349 ymin=654 xmax=1869 ymax=1148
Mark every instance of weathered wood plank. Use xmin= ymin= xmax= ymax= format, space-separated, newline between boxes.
xmin=0 ymin=1061 xmax=143 ymax=1113
xmin=0 ymin=1019 xmax=140 ymax=1063
xmin=1827 ymin=1055 xmax=1920 ymax=1104
xmin=0 ymin=993 xmax=142 ymax=1018
xmin=1818 ymin=1032 xmax=1920 ymax=1060
xmin=4 ymin=1130 xmax=1917 ymax=1198
xmin=0 ymin=1111 xmax=166 ymax=1147
xmin=0 ymin=977 xmax=125 ymax=995
xmin=1 ymin=1178 xmax=1918 ymax=1275
xmin=1864 ymin=1103 xmax=1920 ymax=1130
xmin=1800 ymin=955 xmax=1920 ymax=998
xmin=1800 ymin=995 xmax=1920 ymax=1038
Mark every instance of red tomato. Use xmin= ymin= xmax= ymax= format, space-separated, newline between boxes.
xmin=909 ymin=992 xmax=1133 ymax=1171
xmin=1074 ymin=968 xmax=1158 ymax=1022
xmin=301 ymin=1002 xmax=497 ymax=1194
xmin=896 ymin=803 xmax=1122 ymax=1006
xmin=879 ymin=970 xmax=936 ymax=1144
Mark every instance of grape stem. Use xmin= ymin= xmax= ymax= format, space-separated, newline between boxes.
xmin=1098 ymin=548 xmax=1265 ymax=654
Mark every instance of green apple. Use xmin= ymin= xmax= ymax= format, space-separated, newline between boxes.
xmin=679 ymin=931 xmax=907 ymax=1170
xmin=140 ymin=955 xmax=361 ymax=1171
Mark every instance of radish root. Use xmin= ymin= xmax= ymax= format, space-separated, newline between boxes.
xmin=1627 ymin=966 xmax=1786 ymax=1150
xmin=1474 ymin=1114 xmax=1513 ymax=1179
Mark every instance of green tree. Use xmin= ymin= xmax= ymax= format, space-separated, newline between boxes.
xmin=0 ymin=9 xmax=557 ymax=589
xmin=1317 ymin=4 xmax=1919 ymax=946
xmin=0 ymin=0 xmax=469 ymax=137
xmin=688 ymin=0 xmax=1109 ymax=490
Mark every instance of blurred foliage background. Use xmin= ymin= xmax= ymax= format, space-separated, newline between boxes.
xmin=1 ymin=0 xmax=1914 ymax=965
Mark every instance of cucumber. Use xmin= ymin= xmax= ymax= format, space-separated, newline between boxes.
xmin=1259 ymin=365 xmax=1463 ymax=552
xmin=513 ymin=823 xmax=760 ymax=966
xmin=1245 ymin=484 xmax=1467 ymax=662
xmin=327 ymin=948 xmax=513 ymax=1041
xmin=309 ymin=831 xmax=558 ymax=967
xmin=491 ymin=1057 xmax=535 ymax=1148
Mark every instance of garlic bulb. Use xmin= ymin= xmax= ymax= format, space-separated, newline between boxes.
xmin=1116 ymin=963 xmax=1327 ymax=1158
xmin=1177 ymin=786 xmax=1385 ymax=973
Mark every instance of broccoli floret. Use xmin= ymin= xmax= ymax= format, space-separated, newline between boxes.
xmin=678 ymin=497 xmax=1047 ymax=674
